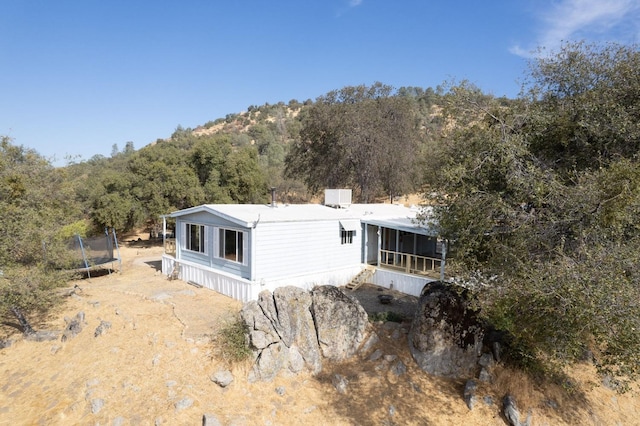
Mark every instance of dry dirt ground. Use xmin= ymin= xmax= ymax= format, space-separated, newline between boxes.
xmin=0 ymin=238 xmax=639 ymax=425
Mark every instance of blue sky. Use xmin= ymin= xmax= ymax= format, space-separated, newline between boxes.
xmin=1 ymin=1 xmax=639 ymax=165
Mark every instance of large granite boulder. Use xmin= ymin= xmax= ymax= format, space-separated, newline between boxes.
xmin=408 ymin=281 xmax=484 ymax=378
xmin=241 ymin=285 xmax=375 ymax=381
xmin=259 ymin=286 xmax=322 ymax=374
xmin=311 ymin=285 xmax=369 ymax=361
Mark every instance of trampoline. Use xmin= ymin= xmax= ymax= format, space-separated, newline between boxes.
xmin=69 ymin=228 xmax=122 ymax=277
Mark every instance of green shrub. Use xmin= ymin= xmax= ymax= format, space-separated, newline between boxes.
xmin=369 ymin=311 xmax=405 ymax=323
xmin=216 ymin=316 xmax=252 ymax=364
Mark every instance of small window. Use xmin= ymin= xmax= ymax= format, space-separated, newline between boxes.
xmin=341 ymin=230 xmax=355 ymax=245
xmin=185 ymin=223 xmax=205 ymax=253
xmin=218 ymin=228 xmax=244 ymax=263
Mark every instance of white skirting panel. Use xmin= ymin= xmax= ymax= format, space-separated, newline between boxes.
xmin=162 ymin=256 xmax=436 ymax=301
xmin=162 ymin=255 xmax=176 ymax=276
xmin=162 ymin=255 xmax=257 ymax=302
xmin=371 ymin=269 xmax=437 ymax=297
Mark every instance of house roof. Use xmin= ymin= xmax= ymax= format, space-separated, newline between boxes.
xmin=170 ymin=203 xmax=437 ymax=236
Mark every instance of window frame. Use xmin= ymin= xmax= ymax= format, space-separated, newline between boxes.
xmin=185 ymin=223 xmax=206 ymax=254
xmin=216 ymin=227 xmax=246 ymax=264
xmin=341 ymin=229 xmax=355 ymax=245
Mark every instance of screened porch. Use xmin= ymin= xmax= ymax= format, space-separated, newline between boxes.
xmin=364 ymin=222 xmax=445 ymax=279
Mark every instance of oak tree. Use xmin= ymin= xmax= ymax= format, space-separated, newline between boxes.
xmin=286 ymin=82 xmax=422 ymax=202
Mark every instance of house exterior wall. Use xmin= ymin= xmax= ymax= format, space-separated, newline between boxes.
xmin=164 ymin=203 xmax=441 ymax=302
xmin=253 ymin=220 xmax=362 ymax=281
xmin=174 ymin=214 xmax=252 ymax=279
xmin=173 ymin=211 xmax=363 ymax=284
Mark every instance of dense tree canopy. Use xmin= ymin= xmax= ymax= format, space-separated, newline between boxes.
xmin=526 ymin=41 xmax=640 ymax=172
xmin=0 ymin=137 xmax=81 ymax=333
xmin=67 ymin=131 xmax=270 ymax=234
xmin=285 ymin=82 xmax=423 ymax=202
xmin=425 ymin=42 xmax=640 ymax=386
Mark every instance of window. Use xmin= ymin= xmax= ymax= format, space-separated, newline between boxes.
xmin=341 ymin=230 xmax=355 ymax=244
xmin=339 ymin=219 xmax=358 ymax=245
xmin=218 ymin=228 xmax=244 ymax=263
xmin=186 ymin=223 xmax=205 ymax=253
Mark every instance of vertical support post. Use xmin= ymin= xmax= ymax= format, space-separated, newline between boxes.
xmin=377 ymin=227 xmax=382 ymax=267
xmin=395 ymin=230 xmax=400 ymax=265
xmin=363 ymin=223 xmax=367 ymax=265
xmin=77 ymin=234 xmax=90 ymax=278
xmin=104 ymin=227 xmax=112 ymax=275
xmin=112 ymin=228 xmax=122 ymax=273
xmin=250 ymin=227 xmax=256 ymax=281
xmin=162 ymin=215 xmax=167 ymax=251
xmin=440 ymin=239 xmax=447 ymax=281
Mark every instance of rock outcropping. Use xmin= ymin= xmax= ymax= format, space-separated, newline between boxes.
xmin=408 ymin=281 xmax=484 ymax=378
xmin=241 ymin=285 xmax=376 ymax=381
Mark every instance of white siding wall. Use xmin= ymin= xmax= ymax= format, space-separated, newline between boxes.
xmin=253 ymin=220 xmax=362 ymax=281
xmin=175 ymin=217 xmax=251 ymax=279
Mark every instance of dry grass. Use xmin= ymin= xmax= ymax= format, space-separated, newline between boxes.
xmin=0 ymin=238 xmax=639 ymax=425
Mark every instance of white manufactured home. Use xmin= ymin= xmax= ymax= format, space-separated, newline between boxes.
xmin=161 ymin=191 xmax=444 ymax=302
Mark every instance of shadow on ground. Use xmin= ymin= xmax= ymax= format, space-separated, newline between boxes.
xmin=144 ymin=260 xmax=162 ymax=271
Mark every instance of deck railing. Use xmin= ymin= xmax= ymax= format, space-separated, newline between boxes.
xmin=379 ymin=249 xmax=442 ymax=275
xmin=164 ymin=238 xmax=176 ymax=257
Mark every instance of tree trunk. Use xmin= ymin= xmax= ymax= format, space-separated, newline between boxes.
xmin=10 ymin=306 xmax=35 ymax=335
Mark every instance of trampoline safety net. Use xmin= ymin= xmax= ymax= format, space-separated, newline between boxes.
xmin=70 ymin=228 xmax=121 ymax=276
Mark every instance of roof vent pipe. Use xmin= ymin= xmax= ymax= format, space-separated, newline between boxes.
xmin=270 ymin=187 xmax=276 ymax=207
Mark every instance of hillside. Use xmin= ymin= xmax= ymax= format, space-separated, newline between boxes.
xmin=0 ymin=237 xmax=638 ymax=425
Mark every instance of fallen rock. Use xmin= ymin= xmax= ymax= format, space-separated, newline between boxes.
xmin=332 ymin=374 xmax=349 ymax=394
xmin=503 ymin=394 xmax=531 ymax=426
xmin=358 ymin=331 xmax=379 ymax=356
xmin=210 ymin=370 xmax=234 ymax=388
xmin=90 ymin=398 xmax=104 ymax=414
xmin=391 ymin=360 xmax=407 ymax=376
xmin=369 ymin=349 xmax=383 ymax=361
xmin=175 ymin=397 xmax=194 ymax=412
xmin=479 ymin=367 xmax=492 ymax=383
xmin=94 ymin=320 xmax=111 ymax=337
xmin=478 ymin=352 xmax=495 ymax=368
xmin=463 ymin=379 xmax=477 ymax=410
xmin=61 ymin=312 xmax=85 ymax=342
xmin=202 ymin=414 xmax=222 ymax=426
